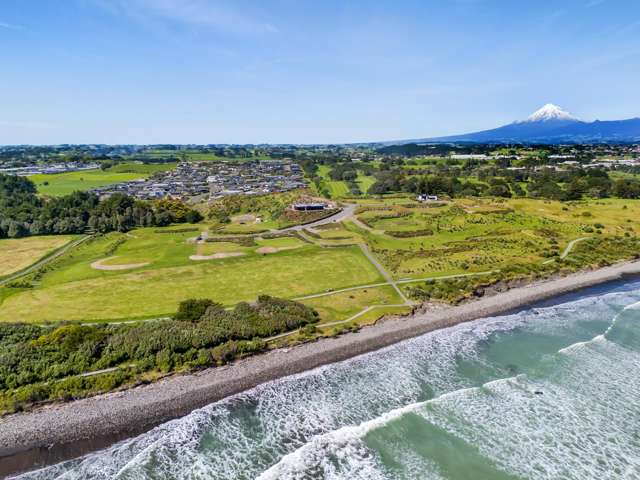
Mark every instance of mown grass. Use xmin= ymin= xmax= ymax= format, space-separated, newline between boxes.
xmin=317 ymin=165 xmax=350 ymax=199
xmin=0 ymin=229 xmax=383 ymax=322
xmin=107 ymin=162 xmax=176 ymax=174
xmin=301 ymin=285 xmax=403 ymax=322
xmin=2 ymin=196 xmax=637 ymax=325
xmin=132 ymin=149 xmax=270 ymax=162
xmin=29 ymin=168 xmax=149 ymax=196
xmin=356 ymin=172 xmax=376 ymax=194
xmin=0 ymin=235 xmax=74 ymax=277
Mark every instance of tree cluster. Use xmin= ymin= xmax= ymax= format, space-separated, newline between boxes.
xmin=0 ymin=174 xmax=197 ymax=238
xmin=0 ymin=296 xmax=319 ymax=412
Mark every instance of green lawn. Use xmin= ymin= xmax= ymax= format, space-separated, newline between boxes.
xmin=316 ymin=165 xmax=350 ymax=199
xmin=107 ymin=162 xmax=176 ymax=174
xmin=0 ymin=227 xmax=383 ymax=322
xmin=28 ymin=162 xmax=176 ymax=196
xmin=29 ymin=169 xmax=147 ymax=196
xmin=301 ymin=285 xmax=403 ymax=322
xmin=356 ymin=172 xmax=376 ymax=195
xmin=132 ymin=149 xmax=270 ymax=162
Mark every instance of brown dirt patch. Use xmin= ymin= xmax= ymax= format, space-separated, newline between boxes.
xmin=189 ymin=252 xmax=246 ymax=261
xmin=255 ymin=246 xmax=301 ymax=255
xmin=90 ymin=256 xmax=150 ymax=271
xmin=256 ymin=246 xmax=279 ymax=254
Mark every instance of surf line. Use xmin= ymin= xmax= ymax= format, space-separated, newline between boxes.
xmin=559 ymin=299 xmax=640 ymax=355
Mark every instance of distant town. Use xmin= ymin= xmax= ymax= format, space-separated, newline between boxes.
xmin=1 ymin=143 xmax=640 ymax=202
xmin=92 ymin=159 xmax=307 ymax=200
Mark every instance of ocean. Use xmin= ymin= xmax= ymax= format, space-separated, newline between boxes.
xmin=13 ymin=280 xmax=640 ymax=480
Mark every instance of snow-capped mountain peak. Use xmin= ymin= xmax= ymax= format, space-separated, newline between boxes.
xmin=525 ymin=104 xmax=579 ymax=122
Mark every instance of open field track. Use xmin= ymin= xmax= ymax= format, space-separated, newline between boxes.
xmin=0 ymin=234 xmax=383 ymax=322
xmin=1 ymin=197 xmax=639 ymax=325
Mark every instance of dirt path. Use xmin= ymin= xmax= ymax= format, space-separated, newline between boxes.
xmin=349 ymin=216 xmax=373 ymax=232
xmin=90 ymin=256 xmax=150 ymax=271
xmin=358 ymin=243 xmax=411 ymax=304
xmin=4 ymin=261 xmax=639 ymax=478
xmin=561 ymin=237 xmax=590 ymax=259
xmin=543 ymin=237 xmax=590 ymax=264
xmin=293 ymin=270 xmax=498 ymax=301
xmin=189 ymin=252 xmax=245 ymax=261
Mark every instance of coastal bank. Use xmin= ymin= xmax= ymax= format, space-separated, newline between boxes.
xmin=2 ymin=260 xmax=640 ymax=477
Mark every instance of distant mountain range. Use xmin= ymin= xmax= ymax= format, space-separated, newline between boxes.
xmin=393 ymin=104 xmax=640 ymax=144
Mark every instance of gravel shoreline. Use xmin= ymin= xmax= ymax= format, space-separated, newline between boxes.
xmin=2 ymin=260 xmax=640 ymax=477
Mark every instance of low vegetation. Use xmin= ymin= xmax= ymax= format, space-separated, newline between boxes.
xmin=0 ymin=296 xmax=318 ymax=414
xmin=207 ymin=190 xmax=335 ymax=231
xmin=0 ymin=230 xmax=381 ymax=323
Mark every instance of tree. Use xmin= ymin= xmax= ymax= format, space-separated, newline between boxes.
xmin=174 ymin=299 xmax=215 ymax=322
xmin=613 ymin=179 xmax=640 ymax=199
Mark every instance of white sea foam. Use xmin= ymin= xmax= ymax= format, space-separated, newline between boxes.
xmin=12 ymin=281 xmax=640 ymax=480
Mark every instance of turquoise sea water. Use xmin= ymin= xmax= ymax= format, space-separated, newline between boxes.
xmin=14 ymin=280 xmax=640 ymax=479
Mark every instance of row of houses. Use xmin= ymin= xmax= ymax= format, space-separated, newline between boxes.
xmin=0 ymin=162 xmax=100 ymax=176
xmin=93 ymin=160 xmax=307 ymax=200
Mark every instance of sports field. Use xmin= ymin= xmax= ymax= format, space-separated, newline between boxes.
xmin=28 ymin=163 xmax=175 ymax=196
xmin=1 ymin=196 xmax=638 ymax=324
xmin=0 ymin=227 xmax=383 ymax=323
xmin=0 ymin=235 xmax=74 ymax=277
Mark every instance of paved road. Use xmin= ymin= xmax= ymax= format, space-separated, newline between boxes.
xmin=0 ymin=235 xmax=93 ymax=287
xmin=281 ymin=203 xmax=357 ymax=232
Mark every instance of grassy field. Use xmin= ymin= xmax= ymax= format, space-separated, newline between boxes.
xmin=316 ymin=165 xmax=350 ymax=199
xmin=132 ymin=149 xmax=270 ymax=162
xmin=356 ymin=172 xmax=376 ymax=194
xmin=301 ymin=285 xmax=403 ymax=322
xmin=27 ymin=162 xmax=174 ymax=196
xmin=1 ymin=195 xmax=638 ymax=325
xmin=107 ymin=162 xmax=176 ymax=174
xmin=0 ymin=235 xmax=74 ymax=277
xmin=0 ymin=227 xmax=383 ymax=323
xmin=350 ymin=196 xmax=640 ymax=279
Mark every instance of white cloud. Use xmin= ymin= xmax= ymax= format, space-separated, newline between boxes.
xmin=94 ymin=0 xmax=278 ymax=35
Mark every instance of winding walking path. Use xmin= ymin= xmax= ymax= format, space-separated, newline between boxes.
xmin=293 ymin=270 xmax=497 ymax=301
xmin=561 ymin=237 xmax=589 ymax=259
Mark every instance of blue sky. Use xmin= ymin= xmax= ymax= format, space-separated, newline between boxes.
xmin=1 ymin=0 xmax=639 ymax=144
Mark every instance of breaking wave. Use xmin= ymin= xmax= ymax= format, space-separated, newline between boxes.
xmin=13 ymin=281 xmax=640 ymax=480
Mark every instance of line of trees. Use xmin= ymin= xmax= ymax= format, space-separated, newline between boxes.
xmin=365 ymin=167 xmax=640 ymax=200
xmin=0 ymin=174 xmax=201 ymax=238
